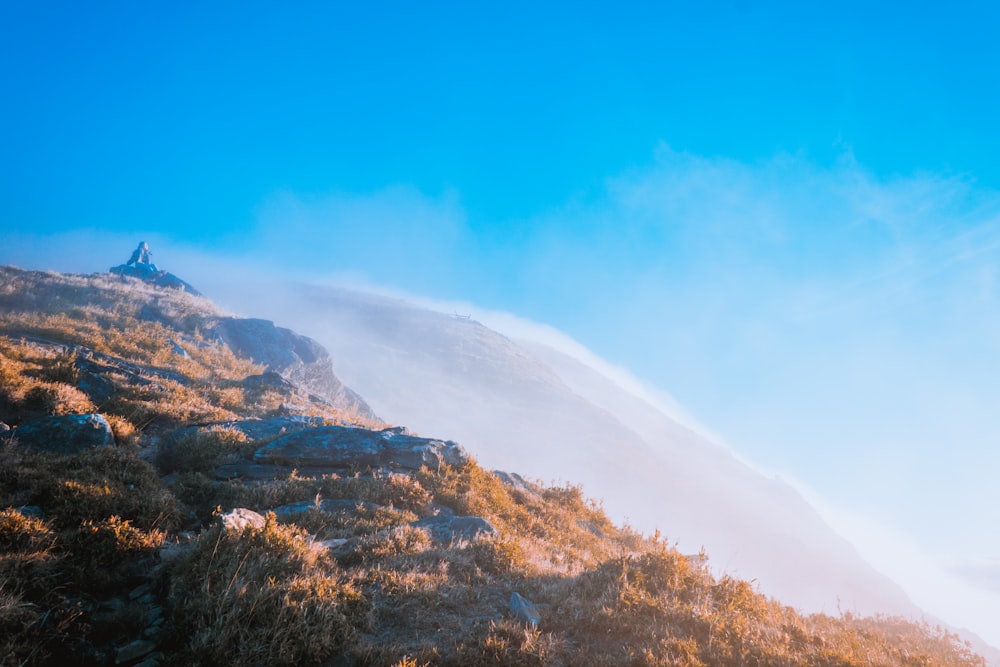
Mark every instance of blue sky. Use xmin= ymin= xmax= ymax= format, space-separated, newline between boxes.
xmin=5 ymin=0 xmax=1000 ymax=644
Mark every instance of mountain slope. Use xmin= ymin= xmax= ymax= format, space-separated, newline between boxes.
xmin=209 ymin=282 xmax=919 ymax=618
xmin=0 ymin=266 xmax=988 ymax=666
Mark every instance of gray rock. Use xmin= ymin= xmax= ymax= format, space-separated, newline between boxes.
xmin=218 ymin=508 xmax=266 ymax=532
xmin=413 ymin=515 xmax=497 ymax=543
xmin=9 ymin=413 xmax=115 ymax=454
xmin=272 ymin=498 xmax=383 ymax=520
xmin=169 ymin=340 xmax=190 ymax=358
xmin=115 ymin=639 xmax=157 ymax=664
xmin=492 ymin=470 xmax=537 ymax=494
xmin=254 ymin=425 xmax=468 ymax=472
xmin=206 ymin=317 xmax=375 ymax=417
xmin=15 ymin=505 xmax=44 ymax=519
xmin=242 ymin=371 xmax=299 ymax=394
xmin=134 ymin=653 xmax=163 ymax=667
xmin=509 ymin=592 xmax=541 ymax=627
xmin=109 ymin=264 xmax=202 ymax=295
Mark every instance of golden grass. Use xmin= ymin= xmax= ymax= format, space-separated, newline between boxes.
xmin=0 ymin=266 xmax=988 ymax=666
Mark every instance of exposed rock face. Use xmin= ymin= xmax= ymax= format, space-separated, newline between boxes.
xmin=170 ymin=416 xmax=328 ymax=445
xmin=108 ymin=264 xmax=203 ymax=296
xmin=509 ymin=592 xmax=541 ymax=627
xmin=205 ymin=317 xmax=374 ymax=419
xmin=414 ymin=515 xmax=497 ymax=543
xmin=271 ymin=498 xmax=384 ymax=520
xmin=253 ymin=425 xmax=467 ymax=471
xmin=6 ymin=413 xmax=115 ymax=454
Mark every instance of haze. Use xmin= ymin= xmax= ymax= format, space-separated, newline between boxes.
xmin=4 ymin=1 xmax=1000 ymax=649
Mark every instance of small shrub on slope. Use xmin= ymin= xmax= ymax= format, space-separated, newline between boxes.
xmin=164 ymin=514 xmax=366 ymax=666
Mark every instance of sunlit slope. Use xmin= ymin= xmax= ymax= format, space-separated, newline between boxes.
xmin=212 ymin=283 xmax=917 ymax=619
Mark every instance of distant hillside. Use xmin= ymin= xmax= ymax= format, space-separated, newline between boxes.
xmin=0 ymin=266 xmax=988 ymax=666
xmin=208 ymin=283 xmax=919 ymax=618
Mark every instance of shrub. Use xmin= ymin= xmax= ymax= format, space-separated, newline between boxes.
xmin=165 ymin=515 xmax=366 ymax=666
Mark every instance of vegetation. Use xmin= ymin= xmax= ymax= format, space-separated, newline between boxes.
xmin=0 ymin=266 xmax=988 ymax=666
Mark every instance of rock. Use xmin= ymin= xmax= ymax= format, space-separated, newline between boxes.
xmin=272 ymin=498 xmax=383 ymax=520
xmin=492 ymin=471 xmax=537 ymax=494
xmin=206 ymin=317 xmax=374 ymax=417
xmin=129 ymin=583 xmax=153 ymax=600
xmin=134 ymin=653 xmax=163 ymax=667
xmin=254 ymin=425 xmax=468 ymax=471
xmin=15 ymin=505 xmax=44 ymax=519
xmin=413 ymin=515 xmax=497 ymax=543
xmin=109 ymin=264 xmax=202 ymax=295
xmin=509 ymin=592 xmax=541 ymax=627
xmin=318 ymin=537 xmax=353 ymax=551
xmin=169 ymin=340 xmax=189 ymax=358
xmin=115 ymin=639 xmax=157 ymax=664
xmin=201 ymin=415 xmax=327 ymax=442
xmin=9 ymin=413 xmax=115 ymax=454
xmin=242 ymin=371 xmax=299 ymax=394
xmin=218 ymin=508 xmax=266 ymax=532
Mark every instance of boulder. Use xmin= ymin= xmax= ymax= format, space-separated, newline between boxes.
xmin=271 ymin=498 xmax=383 ymax=520
xmin=217 ymin=508 xmax=266 ymax=532
xmin=493 ymin=470 xmax=537 ymax=494
xmin=115 ymin=639 xmax=157 ymax=665
xmin=413 ymin=515 xmax=497 ymax=543
xmin=253 ymin=425 xmax=468 ymax=472
xmin=171 ymin=415 xmax=327 ymax=445
xmin=109 ymin=264 xmax=202 ymax=296
xmin=509 ymin=592 xmax=541 ymax=627
xmin=7 ymin=413 xmax=115 ymax=454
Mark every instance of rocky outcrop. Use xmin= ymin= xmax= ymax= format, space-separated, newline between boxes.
xmin=169 ymin=415 xmax=327 ymax=445
xmin=253 ymin=425 xmax=467 ymax=471
xmin=4 ymin=413 xmax=115 ymax=454
xmin=509 ymin=592 xmax=541 ymax=627
xmin=414 ymin=514 xmax=497 ymax=543
xmin=271 ymin=498 xmax=384 ymax=520
xmin=109 ymin=264 xmax=202 ymax=296
xmin=205 ymin=317 xmax=375 ymax=419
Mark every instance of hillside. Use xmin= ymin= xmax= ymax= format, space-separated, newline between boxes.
xmin=0 ymin=266 xmax=987 ymax=666
xmin=202 ymin=282 xmax=918 ymax=619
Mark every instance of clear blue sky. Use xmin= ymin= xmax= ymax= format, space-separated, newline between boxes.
xmin=5 ymin=0 xmax=1000 ymax=644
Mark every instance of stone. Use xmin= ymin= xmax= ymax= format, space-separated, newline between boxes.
xmin=413 ymin=515 xmax=497 ymax=543
xmin=115 ymin=639 xmax=157 ymax=664
xmin=173 ymin=415 xmax=327 ymax=446
xmin=206 ymin=317 xmax=374 ymax=417
xmin=253 ymin=424 xmax=468 ymax=472
xmin=509 ymin=592 xmax=541 ymax=627
xmin=492 ymin=470 xmax=537 ymax=494
xmin=9 ymin=413 xmax=115 ymax=454
xmin=15 ymin=505 xmax=44 ymax=519
xmin=272 ymin=498 xmax=383 ymax=520
xmin=218 ymin=508 xmax=266 ymax=532
xmin=109 ymin=264 xmax=202 ymax=295
xmin=169 ymin=340 xmax=190 ymax=358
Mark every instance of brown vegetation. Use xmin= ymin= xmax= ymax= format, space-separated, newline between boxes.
xmin=0 ymin=266 xmax=988 ymax=666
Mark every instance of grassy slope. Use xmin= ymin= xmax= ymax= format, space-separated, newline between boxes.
xmin=0 ymin=267 xmax=986 ymax=666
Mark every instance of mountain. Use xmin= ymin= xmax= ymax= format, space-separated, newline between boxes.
xmin=0 ymin=266 xmax=989 ymax=666
xmin=209 ymin=283 xmax=921 ymax=617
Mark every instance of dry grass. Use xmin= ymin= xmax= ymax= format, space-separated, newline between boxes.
xmin=163 ymin=514 xmax=366 ymax=666
xmin=0 ymin=265 xmax=989 ymax=666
